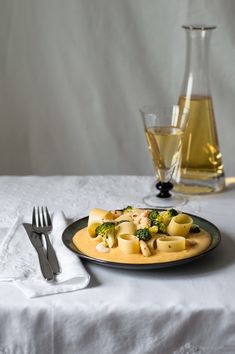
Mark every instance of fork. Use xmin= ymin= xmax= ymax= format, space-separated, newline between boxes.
xmin=32 ymin=207 xmax=61 ymax=275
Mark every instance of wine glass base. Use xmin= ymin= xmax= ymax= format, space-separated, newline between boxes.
xmin=143 ymin=193 xmax=187 ymax=209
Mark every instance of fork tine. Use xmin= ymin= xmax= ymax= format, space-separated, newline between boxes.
xmin=37 ymin=206 xmax=42 ymax=227
xmin=45 ymin=207 xmax=52 ymax=227
xmin=32 ymin=207 xmax=37 ymax=226
xmin=41 ymin=206 xmax=46 ymax=227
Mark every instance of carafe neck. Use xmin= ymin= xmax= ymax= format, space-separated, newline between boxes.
xmin=181 ymin=25 xmax=216 ymax=97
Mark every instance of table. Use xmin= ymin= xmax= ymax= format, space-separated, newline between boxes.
xmin=0 ymin=175 xmax=235 ymax=354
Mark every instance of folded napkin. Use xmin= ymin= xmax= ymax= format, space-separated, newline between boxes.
xmin=0 ymin=212 xmax=90 ymax=298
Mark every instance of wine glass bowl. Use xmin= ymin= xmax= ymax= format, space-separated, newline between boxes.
xmin=140 ymin=104 xmax=188 ymax=208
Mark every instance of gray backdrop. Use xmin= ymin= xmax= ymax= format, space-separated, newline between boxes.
xmin=0 ymin=0 xmax=234 ymax=176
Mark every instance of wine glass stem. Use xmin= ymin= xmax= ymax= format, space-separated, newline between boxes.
xmin=156 ymin=181 xmax=173 ymax=198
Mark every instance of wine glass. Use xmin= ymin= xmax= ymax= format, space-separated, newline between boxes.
xmin=140 ymin=104 xmax=189 ymax=208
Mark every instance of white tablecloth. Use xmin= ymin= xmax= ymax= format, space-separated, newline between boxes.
xmin=0 ymin=175 xmax=235 ymax=354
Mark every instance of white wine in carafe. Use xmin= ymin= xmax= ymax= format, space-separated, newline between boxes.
xmin=178 ymin=95 xmax=224 ymax=181
xmin=175 ymin=25 xmax=225 ymax=194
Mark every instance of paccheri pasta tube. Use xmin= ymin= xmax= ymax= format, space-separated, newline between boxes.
xmin=167 ymin=214 xmax=193 ymax=237
xmin=157 ymin=236 xmax=186 ymax=252
xmin=87 ymin=208 xmax=114 ymax=237
xmin=146 ymin=236 xmax=158 ymax=251
xmin=114 ymin=214 xmax=133 ymax=222
xmin=115 ymin=221 xmax=136 ymax=238
xmin=118 ymin=234 xmax=140 ymax=254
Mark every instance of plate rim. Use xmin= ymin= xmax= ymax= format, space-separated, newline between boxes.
xmin=62 ymin=211 xmax=221 ymax=270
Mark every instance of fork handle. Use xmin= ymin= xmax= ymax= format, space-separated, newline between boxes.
xmin=36 ymin=247 xmax=54 ymax=281
xmin=44 ymin=233 xmax=61 ymax=274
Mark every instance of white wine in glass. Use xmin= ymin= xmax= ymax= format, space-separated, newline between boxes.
xmin=140 ymin=105 xmax=188 ymax=208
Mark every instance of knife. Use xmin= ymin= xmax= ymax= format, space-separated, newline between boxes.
xmin=23 ymin=223 xmax=54 ymax=281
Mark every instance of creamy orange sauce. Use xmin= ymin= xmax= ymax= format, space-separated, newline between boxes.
xmin=72 ymin=227 xmax=212 ymax=264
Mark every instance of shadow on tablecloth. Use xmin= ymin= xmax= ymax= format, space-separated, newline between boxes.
xmin=154 ymin=231 xmax=235 ymax=278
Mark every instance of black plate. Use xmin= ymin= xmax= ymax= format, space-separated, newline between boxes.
xmin=62 ymin=213 xmax=221 ymax=270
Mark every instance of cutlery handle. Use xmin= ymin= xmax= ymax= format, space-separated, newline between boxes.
xmin=36 ymin=247 xmax=54 ymax=281
xmin=44 ymin=233 xmax=61 ymax=274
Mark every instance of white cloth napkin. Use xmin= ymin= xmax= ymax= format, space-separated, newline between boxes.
xmin=0 ymin=212 xmax=90 ymax=298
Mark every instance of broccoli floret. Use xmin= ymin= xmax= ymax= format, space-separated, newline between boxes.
xmin=95 ymin=222 xmax=115 ymax=237
xmin=148 ymin=225 xmax=158 ymax=236
xmin=161 ymin=208 xmax=178 ymax=225
xmin=136 ymin=228 xmax=152 ymax=241
xmin=148 ymin=210 xmax=165 ymax=231
xmin=189 ymin=224 xmax=200 ymax=233
xmin=151 ymin=219 xmax=166 ymax=233
xmin=122 ymin=206 xmax=135 ymax=214
xmin=95 ymin=222 xmax=116 ymax=247
xmin=148 ymin=209 xmax=160 ymax=222
xmin=149 ymin=210 xmax=165 ymax=229
xmin=166 ymin=208 xmax=178 ymax=217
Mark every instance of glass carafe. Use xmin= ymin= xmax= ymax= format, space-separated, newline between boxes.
xmin=175 ymin=25 xmax=225 ymax=194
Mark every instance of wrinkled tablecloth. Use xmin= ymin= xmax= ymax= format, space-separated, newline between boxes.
xmin=0 ymin=175 xmax=235 ymax=354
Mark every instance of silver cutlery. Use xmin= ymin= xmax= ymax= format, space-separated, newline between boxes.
xmin=32 ymin=207 xmax=61 ymax=275
xmin=23 ymin=223 xmax=54 ymax=281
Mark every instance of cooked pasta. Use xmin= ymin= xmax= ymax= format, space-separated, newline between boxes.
xmin=167 ymin=214 xmax=193 ymax=237
xmin=115 ymin=221 xmax=136 ymax=238
xmin=117 ymin=234 xmax=140 ymax=254
xmin=114 ymin=214 xmax=133 ymax=222
xmin=157 ymin=236 xmax=186 ymax=252
xmin=146 ymin=236 xmax=158 ymax=251
xmin=87 ymin=208 xmax=114 ymax=237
